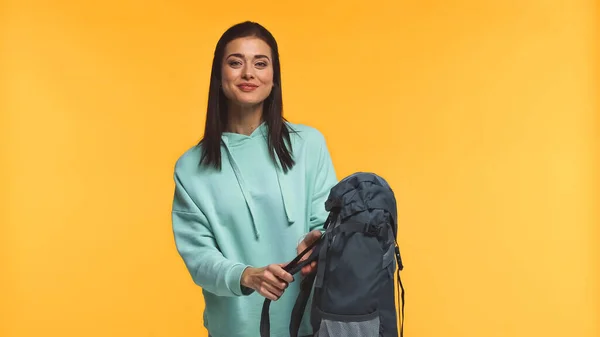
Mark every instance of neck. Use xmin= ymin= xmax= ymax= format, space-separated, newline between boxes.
xmin=225 ymin=102 xmax=264 ymax=135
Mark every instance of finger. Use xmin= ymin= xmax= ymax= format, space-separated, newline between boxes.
xmin=301 ymin=262 xmax=317 ymax=276
xmin=297 ymin=244 xmax=307 ymax=258
xmin=300 ymin=246 xmax=316 ymax=261
xmin=266 ymin=280 xmax=286 ymax=296
xmin=265 ymin=269 xmax=289 ymax=290
xmin=298 ymin=231 xmax=321 ymax=255
xmin=299 ymin=251 xmax=308 ymax=261
xmin=269 ymin=264 xmax=294 ymax=283
xmin=308 ymin=230 xmax=322 ymax=240
xmin=259 ymin=284 xmax=281 ymax=301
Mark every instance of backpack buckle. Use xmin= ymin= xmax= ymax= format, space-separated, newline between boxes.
xmin=364 ymin=224 xmax=381 ymax=237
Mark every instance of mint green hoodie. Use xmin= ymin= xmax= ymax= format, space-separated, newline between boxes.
xmin=171 ymin=122 xmax=338 ymax=337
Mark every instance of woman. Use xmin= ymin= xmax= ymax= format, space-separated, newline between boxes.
xmin=171 ymin=21 xmax=338 ymax=337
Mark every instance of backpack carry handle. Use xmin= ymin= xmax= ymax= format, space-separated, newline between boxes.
xmin=259 ymin=234 xmax=324 ymax=337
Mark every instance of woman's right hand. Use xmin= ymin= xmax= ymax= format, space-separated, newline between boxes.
xmin=241 ymin=263 xmax=294 ymax=301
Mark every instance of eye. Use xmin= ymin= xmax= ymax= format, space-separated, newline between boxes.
xmin=255 ymin=61 xmax=268 ymax=68
xmin=228 ymin=60 xmax=242 ymax=67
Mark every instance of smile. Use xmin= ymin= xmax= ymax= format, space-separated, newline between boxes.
xmin=237 ymin=83 xmax=258 ymax=92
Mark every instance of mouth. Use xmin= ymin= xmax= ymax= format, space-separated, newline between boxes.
xmin=237 ymin=83 xmax=258 ymax=92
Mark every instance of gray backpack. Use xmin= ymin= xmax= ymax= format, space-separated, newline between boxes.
xmin=260 ymin=172 xmax=405 ymax=337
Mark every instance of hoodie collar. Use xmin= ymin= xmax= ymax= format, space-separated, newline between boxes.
xmin=220 ymin=122 xmax=295 ymax=239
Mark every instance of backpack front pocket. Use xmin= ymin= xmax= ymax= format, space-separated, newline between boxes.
xmin=314 ymin=308 xmax=381 ymax=337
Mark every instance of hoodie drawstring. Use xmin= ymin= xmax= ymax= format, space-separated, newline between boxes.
xmin=220 ymin=125 xmax=295 ymax=240
xmin=274 ymin=159 xmax=295 ymax=226
xmin=222 ymin=139 xmax=261 ymax=239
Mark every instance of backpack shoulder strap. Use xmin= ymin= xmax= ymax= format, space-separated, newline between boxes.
xmin=289 ymin=271 xmax=316 ymax=337
xmin=259 ymin=236 xmax=323 ymax=337
xmin=395 ymin=237 xmax=405 ymax=337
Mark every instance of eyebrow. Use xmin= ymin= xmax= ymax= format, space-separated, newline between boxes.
xmin=226 ymin=53 xmax=271 ymax=61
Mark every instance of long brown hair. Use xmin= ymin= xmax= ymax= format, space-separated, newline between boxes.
xmin=198 ymin=21 xmax=295 ymax=173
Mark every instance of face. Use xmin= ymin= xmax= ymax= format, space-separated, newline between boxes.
xmin=220 ymin=37 xmax=274 ymax=107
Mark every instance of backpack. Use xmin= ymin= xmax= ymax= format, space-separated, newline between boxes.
xmin=260 ymin=172 xmax=405 ymax=337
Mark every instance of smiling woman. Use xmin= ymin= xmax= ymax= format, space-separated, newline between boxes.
xmin=199 ymin=22 xmax=295 ymax=174
xmin=221 ymin=38 xmax=273 ymax=108
xmin=170 ymin=21 xmax=338 ymax=337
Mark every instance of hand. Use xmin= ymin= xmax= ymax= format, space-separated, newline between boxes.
xmin=241 ymin=263 xmax=294 ymax=301
xmin=297 ymin=229 xmax=322 ymax=276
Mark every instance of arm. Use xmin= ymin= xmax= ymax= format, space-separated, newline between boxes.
xmin=308 ymin=131 xmax=338 ymax=232
xmin=171 ymin=170 xmax=250 ymax=297
xmin=297 ymin=131 xmax=338 ymax=276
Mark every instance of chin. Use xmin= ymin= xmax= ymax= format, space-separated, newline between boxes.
xmin=235 ymin=96 xmax=267 ymax=107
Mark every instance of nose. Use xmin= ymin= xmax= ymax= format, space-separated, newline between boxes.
xmin=241 ymin=63 xmax=255 ymax=79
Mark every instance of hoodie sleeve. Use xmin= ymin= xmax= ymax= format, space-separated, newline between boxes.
xmin=171 ymin=169 xmax=252 ymax=297
xmin=309 ymin=131 xmax=338 ymax=232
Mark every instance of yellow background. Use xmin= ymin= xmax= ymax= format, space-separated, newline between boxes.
xmin=1 ymin=1 xmax=598 ymax=337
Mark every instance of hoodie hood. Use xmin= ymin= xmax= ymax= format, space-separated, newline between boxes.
xmin=220 ymin=122 xmax=295 ymax=239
